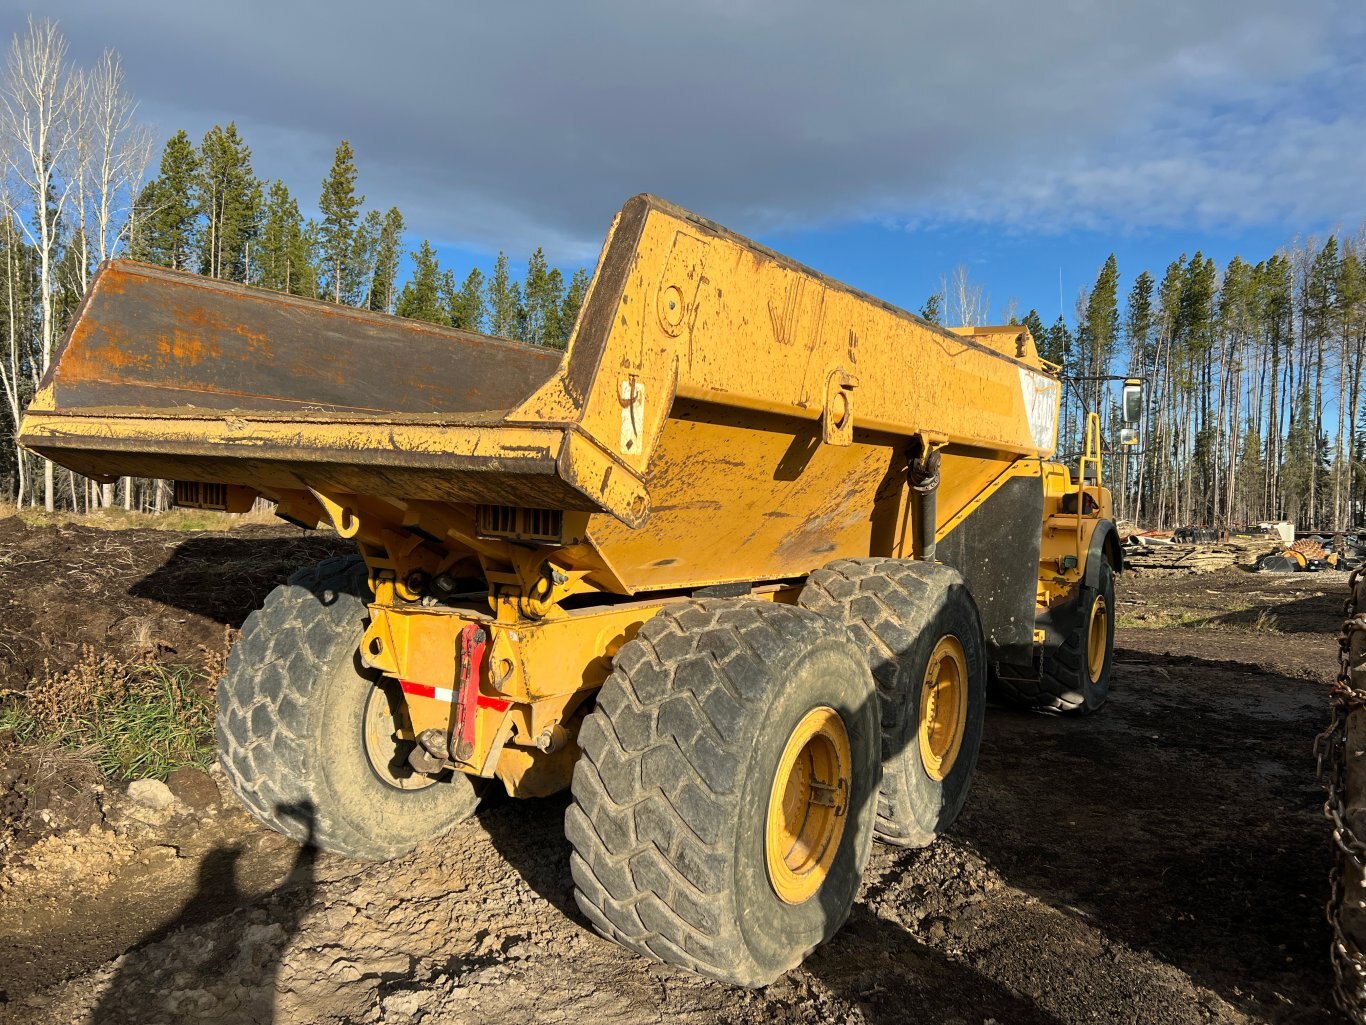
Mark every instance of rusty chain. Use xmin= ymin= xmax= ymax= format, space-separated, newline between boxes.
xmin=1316 ymin=565 xmax=1366 ymax=1022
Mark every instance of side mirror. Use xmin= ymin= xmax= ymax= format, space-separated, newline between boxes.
xmin=1119 ymin=427 xmax=1139 ymax=447
xmin=1121 ymin=379 xmax=1143 ymax=424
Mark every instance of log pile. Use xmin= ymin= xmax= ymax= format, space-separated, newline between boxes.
xmin=1122 ymin=536 xmax=1284 ymax=575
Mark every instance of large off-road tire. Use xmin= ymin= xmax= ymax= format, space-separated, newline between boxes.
xmin=799 ymin=558 xmax=986 ymax=848
xmin=566 ymin=600 xmax=880 ymax=988
xmin=217 ymin=556 xmax=481 ymax=860
xmin=997 ymin=559 xmax=1115 ymax=715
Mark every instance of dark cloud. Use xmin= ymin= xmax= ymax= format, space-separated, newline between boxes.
xmin=17 ymin=0 xmax=1363 ymax=257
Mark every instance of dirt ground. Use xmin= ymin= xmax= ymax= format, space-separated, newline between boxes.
xmin=0 ymin=518 xmax=349 ymax=853
xmin=0 ymin=520 xmax=1347 ymax=1024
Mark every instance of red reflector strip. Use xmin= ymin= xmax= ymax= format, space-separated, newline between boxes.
xmin=400 ymin=680 xmax=453 ymax=703
xmin=400 ymin=681 xmax=509 ymax=713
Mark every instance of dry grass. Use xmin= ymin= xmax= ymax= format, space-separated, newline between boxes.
xmin=1115 ymin=603 xmax=1281 ymax=634
xmin=12 ymin=504 xmax=281 ymax=532
xmin=0 ymin=638 xmax=227 ymax=781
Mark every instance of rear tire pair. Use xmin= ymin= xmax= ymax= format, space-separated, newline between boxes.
xmin=219 ymin=556 xmax=987 ymax=988
xmin=569 ymin=559 xmax=987 ymax=986
xmin=799 ymin=559 xmax=987 ymax=848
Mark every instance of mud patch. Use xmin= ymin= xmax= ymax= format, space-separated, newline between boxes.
xmin=0 ymin=535 xmax=1348 ymax=1023
xmin=0 ymin=518 xmax=348 ymax=855
xmin=0 ymin=517 xmax=348 ymax=695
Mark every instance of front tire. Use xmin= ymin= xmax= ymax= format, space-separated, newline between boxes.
xmin=217 ymin=556 xmax=482 ymax=860
xmin=566 ymin=600 xmax=880 ymax=988
xmin=997 ymin=559 xmax=1115 ymax=714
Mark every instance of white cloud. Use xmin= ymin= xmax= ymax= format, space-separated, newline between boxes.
xmin=27 ymin=0 xmax=1363 ymax=257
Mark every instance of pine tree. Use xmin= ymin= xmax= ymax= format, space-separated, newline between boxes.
xmin=257 ymin=180 xmax=314 ymax=296
xmin=318 ymin=140 xmax=363 ymax=304
xmin=509 ymin=280 xmax=525 ymax=340
xmin=437 ymin=268 xmax=457 ymax=326
xmin=348 ymin=209 xmax=382 ymax=307
xmin=522 ymin=248 xmax=565 ymax=346
xmin=918 ymin=293 xmax=943 ymax=325
xmin=1183 ymin=253 xmax=1218 ymax=516
xmin=1022 ymin=309 xmax=1048 ymax=356
xmin=1281 ymin=382 xmax=1318 ymax=522
xmin=1257 ymin=253 xmax=1294 ymax=515
xmin=256 ymin=179 xmax=290 ymax=292
xmin=1125 ymin=272 xmax=1154 ymax=372
xmin=561 ymin=267 xmax=589 ymax=344
xmin=369 ymin=207 xmax=404 ymax=314
xmin=299 ymin=218 xmax=323 ymax=299
xmin=542 ymin=267 xmax=568 ymax=347
xmin=449 ymin=267 xmax=487 ymax=331
xmin=1335 ymin=244 xmax=1365 ymax=529
xmin=1041 ymin=315 xmax=1072 ymax=366
xmin=1085 ymin=254 xmax=1120 ymax=377
xmin=1304 ymin=237 xmax=1343 ymax=527
xmin=488 ymin=251 xmax=520 ymax=338
xmin=196 ymin=123 xmax=261 ymax=282
xmin=522 ymin=247 xmax=548 ymax=343
xmin=128 ymin=130 xmax=199 ymax=270
xmin=395 ymin=240 xmax=445 ymax=324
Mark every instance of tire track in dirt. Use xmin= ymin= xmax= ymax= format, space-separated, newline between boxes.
xmin=0 ymin=527 xmax=1344 ymax=1024
xmin=2 ymin=647 xmax=1336 ymax=1024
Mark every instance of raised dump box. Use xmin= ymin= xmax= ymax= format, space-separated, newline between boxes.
xmin=22 ymin=194 xmax=1122 ymax=987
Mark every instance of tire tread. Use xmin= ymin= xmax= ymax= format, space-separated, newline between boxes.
xmin=799 ymin=557 xmax=976 ymax=846
xmin=567 ymin=600 xmax=864 ymax=987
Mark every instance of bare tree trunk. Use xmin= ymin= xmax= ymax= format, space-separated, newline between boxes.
xmin=1223 ymin=329 xmax=1241 ymax=523
xmin=1 ymin=19 xmax=78 ymax=512
xmin=0 ymin=198 xmax=28 ymax=507
xmin=1312 ymin=309 xmax=1323 ymax=528
xmin=944 ymin=265 xmax=989 ymax=328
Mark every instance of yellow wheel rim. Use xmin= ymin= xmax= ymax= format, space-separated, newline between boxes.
xmin=1087 ymin=596 xmax=1108 ymax=683
xmin=765 ymin=706 xmax=852 ymax=905
xmin=918 ymin=636 xmax=968 ymax=782
xmin=363 ymin=682 xmax=439 ymax=791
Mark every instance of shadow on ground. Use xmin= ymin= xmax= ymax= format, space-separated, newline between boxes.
xmin=86 ymin=803 xmax=319 ymax=1025
xmin=127 ymin=532 xmax=350 ymax=628
xmin=479 ymin=643 xmax=1333 ymax=1023
xmin=958 ymin=648 xmax=1333 ymax=1022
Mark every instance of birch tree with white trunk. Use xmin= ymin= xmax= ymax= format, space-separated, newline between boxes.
xmin=0 ymin=18 xmax=78 ymax=511
xmin=944 ymin=263 xmax=989 ymax=328
xmin=0 ymin=183 xmax=29 ymax=507
xmin=72 ymin=49 xmax=152 ymax=506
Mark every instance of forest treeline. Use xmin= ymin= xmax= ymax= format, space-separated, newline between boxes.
xmin=921 ymin=232 xmax=1366 ymax=532
xmin=130 ymin=128 xmax=587 ymax=345
xmin=0 ymin=21 xmax=586 ymax=513
xmin=0 ymin=21 xmax=1361 ymax=530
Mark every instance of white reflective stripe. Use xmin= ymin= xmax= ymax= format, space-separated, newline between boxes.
xmin=1018 ymin=367 xmax=1060 ymax=453
xmin=400 ymin=681 xmax=456 ymax=703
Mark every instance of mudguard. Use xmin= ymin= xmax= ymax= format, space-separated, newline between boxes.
xmin=1085 ymin=518 xmax=1123 ymax=589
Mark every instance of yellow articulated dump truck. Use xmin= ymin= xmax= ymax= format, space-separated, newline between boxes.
xmin=20 ymin=194 xmax=1123 ymax=986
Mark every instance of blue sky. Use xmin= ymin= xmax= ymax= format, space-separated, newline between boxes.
xmin=766 ymin=220 xmax=1314 ymax=327
xmin=431 ymin=214 xmax=1338 ymax=338
xmin=13 ymin=0 xmax=1365 ymax=331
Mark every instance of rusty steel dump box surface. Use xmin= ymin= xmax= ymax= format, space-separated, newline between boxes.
xmin=22 ymin=194 xmax=1062 ymax=596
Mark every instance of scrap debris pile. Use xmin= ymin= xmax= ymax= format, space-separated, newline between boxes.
xmin=1260 ymin=536 xmax=1365 ymax=574
xmin=1120 ymin=523 xmax=1364 ymax=576
xmin=1121 ymin=532 xmax=1283 ymax=575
